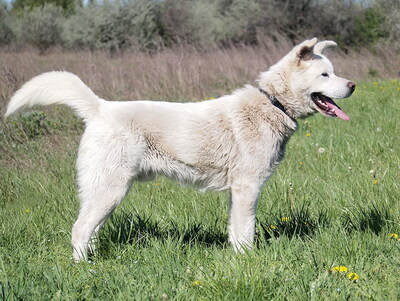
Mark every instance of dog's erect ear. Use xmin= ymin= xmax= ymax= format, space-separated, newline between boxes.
xmin=314 ymin=40 xmax=337 ymax=55
xmin=296 ymin=38 xmax=318 ymax=61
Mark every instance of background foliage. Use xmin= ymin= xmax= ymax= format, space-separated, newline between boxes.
xmin=0 ymin=0 xmax=398 ymax=52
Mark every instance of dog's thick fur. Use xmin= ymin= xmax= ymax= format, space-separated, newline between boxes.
xmin=5 ymin=38 xmax=355 ymax=260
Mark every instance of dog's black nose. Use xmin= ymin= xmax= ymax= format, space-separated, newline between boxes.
xmin=348 ymin=81 xmax=356 ymax=92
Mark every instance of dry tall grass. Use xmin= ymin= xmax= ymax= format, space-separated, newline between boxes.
xmin=1 ymin=42 xmax=399 ymax=115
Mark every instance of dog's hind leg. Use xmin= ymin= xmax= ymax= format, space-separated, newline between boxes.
xmin=71 ymin=135 xmax=137 ymax=261
xmin=71 ymin=167 xmax=133 ymax=261
xmin=228 ymin=183 xmax=260 ymax=253
xmin=86 ymin=217 xmax=109 ymax=255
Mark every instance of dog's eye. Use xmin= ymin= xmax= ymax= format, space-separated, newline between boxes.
xmin=321 ymin=72 xmax=329 ymax=77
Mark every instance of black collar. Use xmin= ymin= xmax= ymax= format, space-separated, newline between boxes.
xmin=259 ymin=88 xmax=286 ymax=114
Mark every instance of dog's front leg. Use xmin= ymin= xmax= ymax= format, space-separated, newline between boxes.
xmin=228 ymin=183 xmax=260 ymax=253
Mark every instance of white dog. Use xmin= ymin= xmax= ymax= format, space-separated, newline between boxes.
xmin=5 ymin=38 xmax=355 ymax=261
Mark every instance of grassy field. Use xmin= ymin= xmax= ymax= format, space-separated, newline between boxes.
xmin=0 ymin=49 xmax=400 ymax=300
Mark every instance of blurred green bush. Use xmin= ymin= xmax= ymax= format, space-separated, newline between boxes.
xmin=0 ymin=0 xmax=398 ymax=52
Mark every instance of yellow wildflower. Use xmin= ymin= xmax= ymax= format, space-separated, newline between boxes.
xmin=269 ymin=225 xmax=277 ymax=230
xmin=389 ymin=233 xmax=399 ymax=239
xmin=192 ymin=280 xmax=202 ymax=286
xmin=299 ymin=161 xmax=303 ymax=165
xmin=372 ymin=180 xmax=378 ymax=184
xmin=306 ymin=133 xmax=311 ymax=137
xmin=281 ymin=217 xmax=290 ymax=222
xmin=25 ymin=209 xmax=30 ymax=213
xmin=332 ymin=266 xmax=348 ymax=273
xmin=347 ymin=273 xmax=360 ymax=281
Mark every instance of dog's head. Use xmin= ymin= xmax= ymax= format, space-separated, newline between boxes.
xmin=259 ymin=38 xmax=355 ymax=120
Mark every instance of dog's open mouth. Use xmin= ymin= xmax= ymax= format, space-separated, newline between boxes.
xmin=311 ymin=92 xmax=350 ymax=121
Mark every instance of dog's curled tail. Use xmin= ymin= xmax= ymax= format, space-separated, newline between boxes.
xmin=5 ymin=71 xmax=102 ymax=122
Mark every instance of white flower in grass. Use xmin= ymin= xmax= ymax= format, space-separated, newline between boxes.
xmin=318 ymin=147 xmax=325 ymax=153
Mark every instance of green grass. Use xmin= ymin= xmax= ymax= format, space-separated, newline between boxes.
xmin=1 ymin=80 xmax=399 ymax=300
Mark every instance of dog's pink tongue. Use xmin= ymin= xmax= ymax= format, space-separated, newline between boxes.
xmin=327 ymin=102 xmax=350 ymax=121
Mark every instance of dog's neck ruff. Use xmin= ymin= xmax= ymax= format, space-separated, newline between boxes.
xmin=259 ymin=88 xmax=287 ymax=115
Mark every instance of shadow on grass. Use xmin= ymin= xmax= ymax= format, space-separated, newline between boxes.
xmin=257 ymin=206 xmax=330 ymax=245
xmin=343 ymin=204 xmax=391 ymax=234
xmin=98 ymin=210 xmax=228 ymax=256
xmin=96 ymin=203 xmax=392 ymax=257
xmin=258 ymin=203 xmax=392 ymax=246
